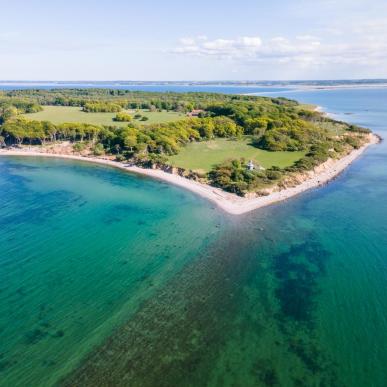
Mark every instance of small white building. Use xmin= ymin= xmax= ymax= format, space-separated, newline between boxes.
xmin=247 ymin=160 xmax=265 ymax=171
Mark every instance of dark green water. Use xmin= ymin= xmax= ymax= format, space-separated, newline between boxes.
xmin=1 ymin=88 xmax=387 ymax=386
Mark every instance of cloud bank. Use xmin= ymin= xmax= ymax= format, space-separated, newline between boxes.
xmin=172 ymin=23 xmax=387 ymax=69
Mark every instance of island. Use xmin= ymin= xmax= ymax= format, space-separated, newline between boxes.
xmin=0 ymin=88 xmax=379 ymax=214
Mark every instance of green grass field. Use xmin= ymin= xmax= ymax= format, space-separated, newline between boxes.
xmin=22 ymin=106 xmax=184 ymax=126
xmin=168 ymin=137 xmax=305 ymax=172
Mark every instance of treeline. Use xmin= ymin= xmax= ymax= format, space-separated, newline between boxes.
xmin=1 ymin=118 xmax=102 ymax=144
xmin=0 ymin=116 xmax=242 ymax=155
xmin=0 ymin=89 xmax=300 ymax=114
xmin=0 ymin=99 xmax=42 ymax=124
xmin=83 ymin=102 xmax=122 ymax=113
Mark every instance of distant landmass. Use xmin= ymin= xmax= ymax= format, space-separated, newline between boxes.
xmin=1 ymin=79 xmax=387 ymax=87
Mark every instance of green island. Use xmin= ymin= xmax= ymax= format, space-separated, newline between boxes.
xmin=0 ymin=88 xmax=371 ymax=196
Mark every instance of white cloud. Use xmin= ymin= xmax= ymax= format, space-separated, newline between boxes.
xmin=239 ymin=36 xmax=262 ymax=48
xmin=172 ymin=31 xmax=387 ymax=70
xmin=172 ymin=36 xmax=263 ymax=58
xmin=203 ymin=39 xmax=234 ymax=51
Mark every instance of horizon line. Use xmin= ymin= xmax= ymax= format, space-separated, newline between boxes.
xmin=1 ymin=79 xmax=387 ymax=83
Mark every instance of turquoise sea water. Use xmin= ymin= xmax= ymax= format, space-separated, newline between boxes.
xmin=0 ymin=158 xmax=223 ymax=385
xmin=1 ymin=86 xmax=387 ymax=386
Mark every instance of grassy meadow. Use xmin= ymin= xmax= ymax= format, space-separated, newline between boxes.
xmin=22 ymin=106 xmax=184 ymax=126
xmin=168 ymin=137 xmax=305 ymax=172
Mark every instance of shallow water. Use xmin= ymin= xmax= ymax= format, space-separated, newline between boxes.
xmin=0 ymin=158 xmax=223 ymax=385
xmin=1 ymin=87 xmax=387 ymax=386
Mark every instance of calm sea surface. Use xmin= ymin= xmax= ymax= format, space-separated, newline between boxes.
xmin=0 ymin=82 xmax=289 ymax=94
xmin=0 ymin=85 xmax=386 ymax=386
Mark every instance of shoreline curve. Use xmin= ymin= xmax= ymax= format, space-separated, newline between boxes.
xmin=0 ymin=133 xmax=380 ymax=215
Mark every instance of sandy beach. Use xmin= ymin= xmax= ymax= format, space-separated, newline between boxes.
xmin=0 ymin=133 xmax=380 ymax=215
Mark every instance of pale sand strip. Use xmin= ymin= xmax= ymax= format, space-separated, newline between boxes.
xmin=0 ymin=134 xmax=380 ymax=215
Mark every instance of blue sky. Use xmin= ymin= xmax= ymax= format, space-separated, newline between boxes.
xmin=1 ymin=0 xmax=387 ymax=80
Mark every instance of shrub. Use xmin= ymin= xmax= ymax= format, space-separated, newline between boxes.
xmin=344 ymin=135 xmax=362 ymax=149
xmin=73 ymin=142 xmax=86 ymax=152
xmin=115 ymin=154 xmax=126 ymax=162
xmin=92 ymin=143 xmax=105 ymax=156
xmin=114 ymin=112 xmax=132 ymax=122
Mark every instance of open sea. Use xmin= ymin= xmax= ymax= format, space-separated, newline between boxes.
xmin=0 ymin=84 xmax=386 ymax=386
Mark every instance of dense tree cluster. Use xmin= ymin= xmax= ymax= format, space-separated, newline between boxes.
xmin=0 ymin=89 xmax=301 ymax=115
xmin=205 ymin=102 xmax=340 ymax=151
xmin=254 ymin=120 xmax=329 ymax=151
xmin=0 ymin=99 xmax=42 ymax=124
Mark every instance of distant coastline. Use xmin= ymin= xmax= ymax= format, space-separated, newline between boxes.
xmin=0 ymin=133 xmax=379 ymax=215
xmin=2 ymin=79 xmax=387 ymax=91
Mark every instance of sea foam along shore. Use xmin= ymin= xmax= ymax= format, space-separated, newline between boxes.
xmin=0 ymin=134 xmax=380 ymax=215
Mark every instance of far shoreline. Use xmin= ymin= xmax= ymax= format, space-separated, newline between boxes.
xmin=0 ymin=133 xmax=380 ymax=215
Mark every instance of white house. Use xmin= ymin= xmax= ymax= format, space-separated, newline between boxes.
xmin=247 ymin=160 xmax=255 ymax=170
xmin=247 ymin=160 xmax=265 ymax=171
